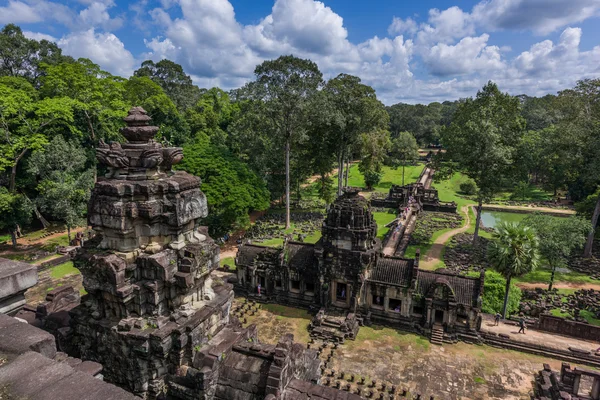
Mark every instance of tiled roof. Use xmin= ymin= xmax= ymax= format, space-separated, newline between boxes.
xmin=236 ymin=244 xmax=279 ymax=266
xmin=416 ymin=270 xmax=481 ymax=307
xmin=367 ymin=257 xmax=414 ymax=286
xmin=285 ymin=242 xmax=316 ymax=270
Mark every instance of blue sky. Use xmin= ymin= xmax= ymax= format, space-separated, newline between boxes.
xmin=2 ymin=0 xmax=600 ymax=104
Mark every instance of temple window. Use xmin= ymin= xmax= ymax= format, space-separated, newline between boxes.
xmin=291 ymin=280 xmax=300 ymax=291
xmin=336 ymin=282 xmax=347 ymax=301
xmin=389 ymin=298 xmax=402 ymax=313
xmin=275 ymin=279 xmax=283 ymax=288
xmin=412 ymin=305 xmax=424 ymax=315
xmin=305 ymin=282 xmax=315 ymax=293
xmin=371 ymin=294 xmax=383 ymax=308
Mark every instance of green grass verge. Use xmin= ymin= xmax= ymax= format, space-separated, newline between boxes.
xmin=261 ymin=304 xmax=312 ymax=343
xmin=347 ymin=163 xmax=425 ymax=192
xmin=50 ymin=261 xmax=80 ymax=279
xmin=514 ymin=267 xmax=597 ymax=285
xmin=220 ymin=257 xmax=236 ymax=271
xmin=373 ymin=210 xmax=397 ymax=240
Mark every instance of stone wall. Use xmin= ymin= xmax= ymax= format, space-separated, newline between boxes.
xmin=538 ymin=314 xmax=600 ymax=341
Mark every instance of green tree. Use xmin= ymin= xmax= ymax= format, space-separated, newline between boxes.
xmin=442 ymin=82 xmax=525 ymax=244
xmin=481 ymin=271 xmax=522 ymax=316
xmin=242 ymin=55 xmax=323 ymax=228
xmin=0 ymin=78 xmax=75 ymax=192
xmin=39 ymin=59 xmax=128 ymax=144
xmin=388 ymin=131 xmax=419 ymax=186
xmin=134 ymin=59 xmax=203 ymax=111
xmin=27 ymin=135 xmax=94 ymax=240
xmin=556 ymin=79 xmax=600 ymax=258
xmin=487 ymin=222 xmax=540 ymax=318
xmin=0 ymin=187 xmax=33 ymax=247
xmin=358 ymin=129 xmax=390 ymax=190
xmin=523 ymin=214 xmax=591 ymax=290
xmin=178 ymin=134 xmax=270 ymax=236
xmin=0 ymin=24 xmax=72 ymax=86
xmin=324 ymin=74 xmax=388 ymax=195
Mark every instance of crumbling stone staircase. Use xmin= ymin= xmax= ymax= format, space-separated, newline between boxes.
xmin=430 ymin=324 xmax=444 ymax=345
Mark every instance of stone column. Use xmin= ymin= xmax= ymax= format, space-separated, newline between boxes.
xmin=592 ymin=377 xmax=600 ymax=400
xmin=425 ymin=299 xmax=433 ymax=328
xmin=573 ymin=374 xmax=581 ymax=395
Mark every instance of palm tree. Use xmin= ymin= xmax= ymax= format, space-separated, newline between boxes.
xmin=488 ymin=222 xmax=540 ymax=318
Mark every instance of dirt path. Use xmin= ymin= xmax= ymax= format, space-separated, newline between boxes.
xmin=419 ymin=205 xmax=472 ymax=270
xmin=516 ymin=282 xmax=600 ymax=291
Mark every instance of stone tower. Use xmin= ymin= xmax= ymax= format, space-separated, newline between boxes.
xmin=70 ymin=107 xmax=234 ymax=398
xmin=315 ymin=189 xmax=381 ymax=311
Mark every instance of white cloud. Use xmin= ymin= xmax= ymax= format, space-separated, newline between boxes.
xmin=0 ymin=1 xmax=42 ymax=24
xmin=57 ymin=29 xmax=136 ymax=76
xmin=23 ymin=31 xmax=57 ymax=42
xmin=472 ymin=0 xmax=600 ymax=35
xmin=388 ymin=17 xmax=418 ymax=36
xmin=78 ymin=2 xmax=123 ymax=31
xmin=423 ymin=34 xmax=505 ymax=76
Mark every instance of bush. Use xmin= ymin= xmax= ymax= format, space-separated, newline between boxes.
xmin=459 ymin=179 xmax=477 ymax=195
xmin=363 ymin=170 xmax=383 ymax=190
xmin=481 ymin=270 xmax=522 ymax=317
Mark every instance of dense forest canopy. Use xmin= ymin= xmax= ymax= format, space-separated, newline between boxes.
xmin=1 ymin=23 xmax=599 ymax=253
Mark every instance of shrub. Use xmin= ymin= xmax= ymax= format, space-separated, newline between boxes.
xmin=459 ymin=179 xmax=477 ymax=195
xmin=481 ymin=270 xmax=522 ymax=317
xmin=363 ymin=170 xmax=383 ymax=190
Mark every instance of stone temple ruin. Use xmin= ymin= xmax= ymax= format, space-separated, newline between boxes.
xmin=19 ymin=106 xmax=350 ymax=400
xmin=236 ymin=189 xmax=484 ymax=344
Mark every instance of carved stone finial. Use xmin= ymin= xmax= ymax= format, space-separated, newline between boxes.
xmin=121 ymin=106 xmax=159 ymax=143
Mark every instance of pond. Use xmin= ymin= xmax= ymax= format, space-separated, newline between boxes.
xmin=479 ymin=210 xmax=529 ymax=228
xmin=479 ymin=210 xmax=565 ymax=229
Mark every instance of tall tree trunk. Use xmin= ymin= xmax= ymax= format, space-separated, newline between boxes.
xmin=10 ymin=230 xmax=17 ymax=248
xmin=337 ymin=150 xmax=344 ymax=196
xmin=473 ymin=199 xmax=483 ymax=245
xmin=502 ymin=274 xmax=512 ymax=318
xmin=549 ymin=264 xmax=556 ymax=291
xmin=67 ymin=226 xmax=72 ymax=243
xmin=583 ymin=193 xmax=600 ymax=258
xmin=9 ymin=148 xmax=28 ymax=192
xmin=285 ymin=140 xmax=291 ymax=229
xmin=344 ymin=154 xmax=349 ymax=187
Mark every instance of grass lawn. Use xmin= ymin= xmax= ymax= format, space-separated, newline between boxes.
xmin=493 ymin=184 xmax=553 ymax=202
xmin=514 ymin=266 xmax=597 ymax=285
xmin=373 ymin=210 xmax=397 ymax=240
xmin=50 ymin=261 xmax=80 ymax=279
xmin=252 ymin=303 xmax=312 ymax=344
xmin=347 ymin=163 xmax=424 ymax=192
xmin=220 ymin=256 xmax=236 ymax=270
xmin=0 ymin=233 xmax=11 ymax=243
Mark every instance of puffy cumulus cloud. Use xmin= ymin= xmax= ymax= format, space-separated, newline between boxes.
xmin=472 ymin=0 xmax=600 ymax=35
xmin=256 ymin=0 xmax=350 ymax=56
xmin=0 ymin=0 xmax=74 ymax=26
xmin=57 ymin=29 xmax=136 ymax=76
xmin=416 ymin=6 xmax=475 ymax=45
xmin=78 ymin=1 xmax=123 ymax=31
xmin=512 ymin=27 xmax=598 ymax=80
xmin=145 ymin=0 xmax=414 ymax=91
xmin=388 ymin=16 xmax=418 ymax=36
xmin=23 ymin=31 xmax=57 ymax=42
xmin=423 ymin=34 xmax=505 ymax=77
xmin=0 ymin=0 xmax=122 ymax=31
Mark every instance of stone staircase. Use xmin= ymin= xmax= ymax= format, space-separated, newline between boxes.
xmin=430 ymin=324 xmax=444 ymax=345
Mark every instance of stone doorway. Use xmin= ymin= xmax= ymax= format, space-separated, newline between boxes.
xmin=434 ymin=309 xmax=444 ymax=324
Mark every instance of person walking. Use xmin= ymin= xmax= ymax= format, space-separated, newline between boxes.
xmin=494 ymin=313 xmax=501 ymax=326
xmin=518 ymin=317 xmax=526 ymax=334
